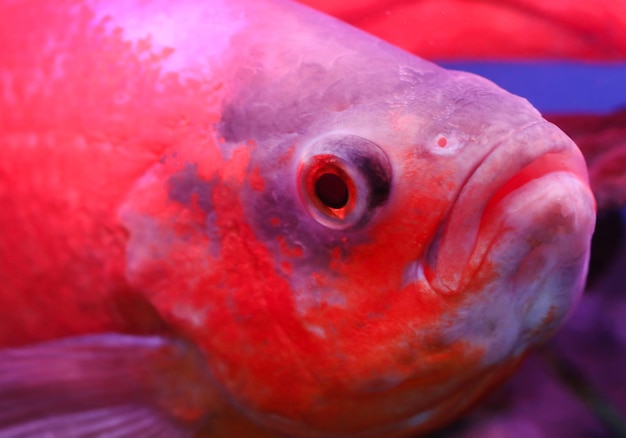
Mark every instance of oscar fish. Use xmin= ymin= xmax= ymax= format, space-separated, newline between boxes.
xmin=0 ymin=0 xmax=596 ymax=436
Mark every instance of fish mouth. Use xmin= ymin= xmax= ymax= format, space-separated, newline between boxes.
xmin=424 ymin=120 xmax=595 ymax=297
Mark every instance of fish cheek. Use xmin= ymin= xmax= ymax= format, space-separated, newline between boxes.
xmin=114 ymin=115 xmax=513 ymax=437
xmin=246 ymin=158 xmax=464 ymax=387
xmin=117 ymin=144 xmax=325 ymax=422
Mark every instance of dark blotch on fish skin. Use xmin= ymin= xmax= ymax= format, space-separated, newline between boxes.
xmin=219 ymin=62 xmax=333 ymax=143
xmin=217 ymin=59 xmax=419 ymax=144
xmin=245 ymin=178 xmax=384 ymax=280
xmin=244 ymin=177 xmax=368 ymax=277
xmin=341 ymin=140 xmax=392 ymax=209
xmin=167 ymin=163 xmax=221 ymax=256
xmin=167 ymin=162 xmax=215 ymax=213
xmin=252 ymin=184 xmax=356 ymax=263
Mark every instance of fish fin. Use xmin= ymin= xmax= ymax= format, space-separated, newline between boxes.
xmin=0 ymin=404 xmax=195 ymax=437
xmin=0 ymin=333 xmax=220 ymax=437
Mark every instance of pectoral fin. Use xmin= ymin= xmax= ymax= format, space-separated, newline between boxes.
xmin=0 ymin=334 xmax=219 ymax=437
xmin=0 ymin=404 xmax=196 ymax=437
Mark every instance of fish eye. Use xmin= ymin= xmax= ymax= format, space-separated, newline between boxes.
xmin=298 ymin=134 xmax=392 ymax=229
xmin=303 ymin=155 xmax=357 ymax=222
xmin=316 ymin=172 xmax=349 ymax=209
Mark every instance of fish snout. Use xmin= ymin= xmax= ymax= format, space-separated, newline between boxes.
xmin=424 ymin=120 xmax=595 ymax=333
xmin=484 ymin=168 xmax=595 ymax=342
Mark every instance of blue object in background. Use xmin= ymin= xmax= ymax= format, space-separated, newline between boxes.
xmin=439 ymin=62 xmax=626 ymax=114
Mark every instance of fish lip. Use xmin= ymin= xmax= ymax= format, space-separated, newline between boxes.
xmin=424 ymin=120 xmax=583 ymax=295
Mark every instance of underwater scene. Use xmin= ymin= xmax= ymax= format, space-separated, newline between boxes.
xmin=1 ymin=0 xmax=625 ymax=437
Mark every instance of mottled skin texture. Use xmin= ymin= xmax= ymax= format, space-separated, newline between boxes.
xmin=0 ymin=0 xmax=595 ymax=437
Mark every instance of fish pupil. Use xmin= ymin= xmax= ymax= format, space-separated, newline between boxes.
xmin=315 ymin=172 xmax=349 ymax=209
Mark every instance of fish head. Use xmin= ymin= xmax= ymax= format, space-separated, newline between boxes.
xmin=112 ymin=0 xmax=596 ymax=435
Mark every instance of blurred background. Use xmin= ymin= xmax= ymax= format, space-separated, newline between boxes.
xmin=299 ymin=1 xmax=626 ymax=436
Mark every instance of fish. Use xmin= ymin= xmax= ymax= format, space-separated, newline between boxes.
xmin=0 ymin=0 xmax=596 ymax=437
